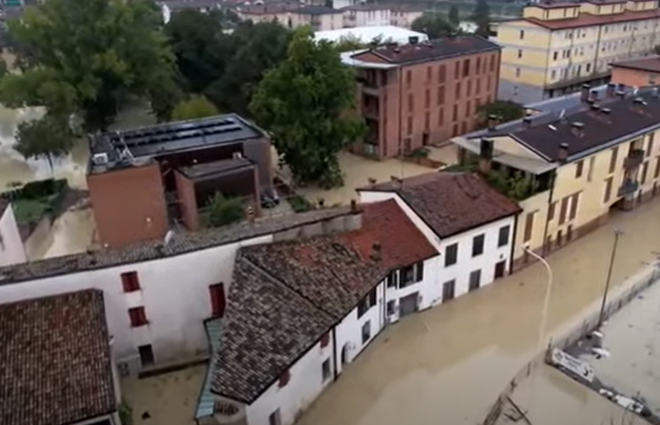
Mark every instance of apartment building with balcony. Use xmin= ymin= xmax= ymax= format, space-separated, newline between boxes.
xmin=452 ymin=84 xmax=660 ymax=270
xmin=496 ymin=0 xmax=660 ymax=104
xmin=342 ymin=35 xmax=501 ymax=159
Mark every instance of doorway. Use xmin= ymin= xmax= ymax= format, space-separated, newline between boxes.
xmin=399 ymin=293 xmax=419 ymax=317
xmin=341 ymin=344 xmax=350 ymax=365
xmin=494 ymin=261 xmax=506 ymax=279
xmin=138 ymin=344 xmax=155 ymax=367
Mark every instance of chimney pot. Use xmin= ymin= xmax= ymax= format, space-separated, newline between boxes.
xmin=487 ymin=114 xmax=498 ymax=131
xmin=580 ymin=84 xmax=591 ymax=102
xmin=350 ymin=199 xmax=358 ymax=213
xmin=606 ymin=83 xmax=616 ymax=98
xmin=558 ymin=142 xmax=569 ymax=163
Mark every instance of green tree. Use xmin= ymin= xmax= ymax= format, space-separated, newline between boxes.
xmin=471 ymin=0 xmax=491 ymax=37
xmin=207 ymin=193 xmax=245 ymax=227
xmin=14 ymin=115 xmax=74 ymax=169
xmin=333 ymin=35 xmax=367 ymax=53
xmin=411 ymin=13 xmax=457 ymax=39
xmin=172 ymin=96 xmax=219 ymax=120
xmin=448 ymin=5 xmax=461 ymax=28
xmin=0 ymin=0 xmax=180 ymax=138
xmin=250 ymin=28 xmax=365 ymax=188
xmin=477 ymin=100 xmax=524 ymax=124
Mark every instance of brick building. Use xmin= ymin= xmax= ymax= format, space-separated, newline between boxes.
xmin=342 ymin=35 xmax=501 ymax=159
xmin=610 ymin=56 xmax=660 ymax=88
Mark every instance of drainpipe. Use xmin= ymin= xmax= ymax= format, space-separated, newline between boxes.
xmin=332 ymin=327 xmax=338 ymax=381
xmin=541 ymin=169 xmax=557 ymax=257
xmin=509 ymin=212 xmax=519 ymax=273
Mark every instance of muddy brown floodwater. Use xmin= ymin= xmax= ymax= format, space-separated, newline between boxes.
xmin=296 ymin=199 xmax=660 ymax=425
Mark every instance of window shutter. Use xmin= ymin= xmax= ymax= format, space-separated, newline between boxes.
xmin=415 ymin=262 xmax=424 ymax=281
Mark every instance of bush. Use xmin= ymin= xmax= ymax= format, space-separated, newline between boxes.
xmin=207 ymin=193 xmax=245 ymax=227
xmin=288 ymin=195 xmax=313 ymax=213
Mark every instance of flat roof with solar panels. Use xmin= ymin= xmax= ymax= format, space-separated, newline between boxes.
xmin=87 ymin=114 xmax=265 ymax=174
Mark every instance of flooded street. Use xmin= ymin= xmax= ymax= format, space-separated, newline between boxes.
xmin=297 ymin=199 xmax=660 ymax=425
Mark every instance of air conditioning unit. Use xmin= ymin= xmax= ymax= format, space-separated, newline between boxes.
xmin=92 ymin=153 xmax=109 ymax=165
xmin=117 ymin=362 xmax=130 ymax=377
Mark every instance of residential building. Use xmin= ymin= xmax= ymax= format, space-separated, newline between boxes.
xmin=0 ymin=289 xmax=121 ymax=425
xmin=496 ymin=0 xmax=660 ymax=104
xmin=341 ymin=4 xmax=392 ymax=28
xmin=389 ymin=5 xmax=424 ymax=29
xmin=358 ymin=172 xmax=521 ymax=297
xmin=342 ymin=35 xmax=501 ymax=159
xmin=205 ymin=199 xmax=440 ymax=425
xmin=452 ymin=85 xmax=660 ymax=270
xmin=0 ymin=199 xmax=26 ymax=267
xmin=87 ymin=114 xmax=273 ymax=247
xmin=237 ymin=4 xmax=343 ymax=31
xmin=610 ymin=56 xmax=660 ymax=87
xmin=0 ymin=206 xmax=360 ymax=377
xmin=315 ymin=25 xmax=428 ymax=46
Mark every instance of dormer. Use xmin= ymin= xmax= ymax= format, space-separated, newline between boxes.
xmin=626 ymin=0 xmax=659 ymax=11
xmin=523 ymin=3 xmax=580 ymax=21
xmin=580 ymin=0 xmax=627 ymax=15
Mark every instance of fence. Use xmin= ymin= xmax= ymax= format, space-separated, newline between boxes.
xmin=481 ymin=262 xmax=660 ymax=425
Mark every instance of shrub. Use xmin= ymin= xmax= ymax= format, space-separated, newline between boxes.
xmin=207 ymin=193 xmax=245 ymax=227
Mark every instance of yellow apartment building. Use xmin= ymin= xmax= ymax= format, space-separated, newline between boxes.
xmin=452 ymin=85 xmax=660 ymax=270
xmin=496 ymin=0 xmax=660 ymax=104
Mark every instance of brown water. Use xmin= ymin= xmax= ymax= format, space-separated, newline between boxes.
xmin=296 ymin=200 xmax=660 ymax=425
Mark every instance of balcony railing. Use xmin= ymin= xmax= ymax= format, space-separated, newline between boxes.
xmin=617 ymin=179 xmax=640 ymax=197
xmin=623 ymin=148 xmax=645 ymax=169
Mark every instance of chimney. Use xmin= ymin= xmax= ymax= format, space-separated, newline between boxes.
xmin=617 ymin=83 xmax=626 ymax=93
xmin=409 ymin=36 xmax=419 ymax=45
xmin=590 ymin=103 xmax=600 ymax=112
xmin=615 ymin=90 xmax=625 ymax=98
xmin=350 ymin=199 xmax=358 ymax=214
xmin=606 ymin=83 xmax=616 ymax=98
xmin=487 ymin=114 xmax=498 ymax=131
xmin=580 ymin=84 xmax=591 ymax=102
xmin=370 ymin=242 xmax=382 ymax=262
xmin=558 ymin=143 xmax=569 ymax=163
xmin=479 ymin=138 xmax=493 ymax=175
xmin=570 ymin=121 xmax=584 ymax=137
xmin=633 ymin=97 xmax=646 ymax=106
xmin=522 ymin=115 xmax=532 ymax=129
xmin=390 ymin=176 xmax=402 ymax=188
xmin=590 ymin=89 xmax=598 ymax=102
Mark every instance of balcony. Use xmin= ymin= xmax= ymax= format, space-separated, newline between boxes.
xmin=623 ymin=148 xmax=645 ymax=169
xmin=617 ymin=179 xmax=640 ymax=197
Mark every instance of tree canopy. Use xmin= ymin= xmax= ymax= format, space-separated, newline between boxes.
xmin=411 ymin=13 xmax=457 ymax=39
xmin=0 ymin=0 xmax=180 ymax=134
xmin=471 ymin=0 xmax=491 ymax=37
xmin=14 ymin=115 xmax=74 ymax=169
xmin=477 ymin=100 xmax=524 ymax=124
xmin=172 ymin=96 xmax=219 ymax=121
xmin=448 ymin=5 xmax=461 ymax=28
xmin=250 ymin=28 xmax=365 ymax=188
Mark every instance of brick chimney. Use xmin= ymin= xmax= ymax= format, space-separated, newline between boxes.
xmin=479 ymin=138 xmax=494 ymax=175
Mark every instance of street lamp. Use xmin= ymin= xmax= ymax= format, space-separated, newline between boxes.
xmin=524 ymin=245 xmax=554 ymax=352
xmin=598 ymin=229 xmax=624 ymax=328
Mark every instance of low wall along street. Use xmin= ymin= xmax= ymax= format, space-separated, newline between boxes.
xmin=481 ymin=262 xmax=660 ymax=425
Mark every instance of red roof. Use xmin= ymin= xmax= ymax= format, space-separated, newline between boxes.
xmin=523 ymin=8 xmax=660 ymax=29
xmin=339 ymin=199 xmax=437 ymax=270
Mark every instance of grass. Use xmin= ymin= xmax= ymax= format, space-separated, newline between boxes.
xmin=12 ymin=198 xmax=51 ymax=224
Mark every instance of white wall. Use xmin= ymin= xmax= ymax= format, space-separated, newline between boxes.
xmin=246 ymin=337 xmax=334 ymax=425
xmin=0 ymin=204 xmax=27 ymax=267
xmin=0 ymin=234 xmax=272 ymax=372
xmin=437 ymin=216 xmax=515 ymax=299
xmin=333 ymin=280 xmax=385 ymax=375
xmin=385 ymin=256 xmax=442 ymax=324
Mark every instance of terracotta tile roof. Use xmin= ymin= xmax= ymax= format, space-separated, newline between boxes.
xmin=241 ymin=235 xmax=384 ymax=319
xmin=211 ymin=258 xmax=334 ymax=403
xmin=338 ymin=200 xmax=437 ymax=271
xmin=351 ymin=35 xmax=500 ymax=66
xmin=610 ymin=56 xmax=660 ymax=74
xmin=523 ymin=8 xmax=660 ymax=30
xmin=0 ymin=206 xmax=355 ymax=285
xmin=0 ymin=289 xmax=116 ymax=425
xmin=360 ymin=172 xmax=521 ymax=238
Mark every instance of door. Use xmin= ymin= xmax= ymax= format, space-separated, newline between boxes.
xmin=209 ymin=283 xmax=225 ymax=318
xmin=442 ymin=280 xmax=455 ymax=302
xmin=399 ymin=293 xmax=419 ymax=317
xmin=494 ymin=261 xmax=506 ymax=279
xmin=138 ymin=344 xmax=155 ymax=367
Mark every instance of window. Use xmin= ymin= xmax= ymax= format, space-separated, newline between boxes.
xmin=408 ymin=93 xmax=414 ymax=112
xmin=454 ymin=62 xmax=460 ymax=79
xmin=387 ymin=300 xmax=396 ymax=315
xmin=472 ymin=234 xmax=485 ymax=257
xmin=455 ymin=82 xmax=461 ymax=98
xmin=362 ymin=321 xmax=371 ymax=344
xmin=604 ymin=177 xmax=613 ymax=203
xmin=445 ymin=243 xmax=458 ymax=266
xmin=467 ymin=80 xmax=472 ymax=96
xmin=320 ymin=332 xmax=330 ymax=348
xmin=476 ymin=57 xmax=481 ymax=74
xmin=461 ymin=121 xmax=467 ymax=134
xmin=138 ymin=344 xmax=154 ymax=366
xmin=121 ymin=271 xmax=140 ymax=293
xmin=609 ymin=147 xmax=618 ymax=173
xmin=490 ymin=55 xmax=495 ymax=72
xmin=462 ymin=59 xmax=470 ymax=77
xmin=519 ymin=30 xmax=525 ymax=39
xmin=517 ymin=49 xmax=522 ymax=58
xmin=322 ymin=359 xmax=331 ymax=382
xmin=426 ymin=66 xmax=431 ymax=83
xmin=425 ymin=89 xmax=430 ymax=108
xmin=575 ymin=160 xmax=584 ymax=178
xmin=453 ymin=104 xmax=458 ymax=121
xmin=523 ymin=212 xmax=535 ymax=243
xmin=209 ymin=283 xmax=225 ymax=318
xmin=498 ymin=225 xmax=510 ymax=247
xmin=641 ymin=162 xmax=649 ymax=184
xmin=278 ymin=370 xmax=290 ymax=388
xmin=387 ymin=270 xmax=399 ymax=288
xmin=407 ymin=116 xmax=413 ymax=135
xmin=400 ymin=262 xmax=424 ymax=288
xmin=553 ymin=51 xmax=558 ymax=61
xmin=466 ymin=101 xmax=471 ymax=118
xmin=548 ymin=201 xmax=557 ymax=221
xmin=437 ymin=86 xmax=445 ymax=105
xmin=128 ymin=307 xmax=148 ymax=327
xmin=569 ymin=193 xmax=580 ymax=220
xmin=515 ymin=68 xmax=521 ymax=77
xmin=438 ymin=108 xmax=444 ymax=126
xmin=358 ymin=287 xmax=377 ymax=318
xmin=559 ymin=197 xmax=569 ymax=224
xmin=442 ymin=280 xmax=455 ymax=302
xmin=587 ymin=157 xmax=595 ymax=182
xmin=438 ymin=64 xmax=446 ymax=83
xmin=468 ymin=270 xmax=481 ymax=292
xmin=655 ymin=156 xmax=660 ymax=179
xmin=269 ymin=410 xmax=281 ymax=425
xmin=406 ymin=70 xmax=411 ymax=88
xmin=476 ymin=79 xmax=481 ymax=94
xmin=648 ymin=133 xmax=655 ymax=156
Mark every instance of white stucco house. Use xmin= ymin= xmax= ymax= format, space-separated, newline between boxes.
xmin=0 ymin=199 xmax=27 ymax=267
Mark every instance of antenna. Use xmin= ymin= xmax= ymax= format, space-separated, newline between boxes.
xmin=116 ymin=131 xmax=135 ymax=162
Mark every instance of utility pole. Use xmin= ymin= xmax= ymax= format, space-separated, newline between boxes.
xmin=598 ymin=229 xmax=623 ymax=328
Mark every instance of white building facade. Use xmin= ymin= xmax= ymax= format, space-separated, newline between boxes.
xmin=0 ymin=201 xmax=27 ymax=267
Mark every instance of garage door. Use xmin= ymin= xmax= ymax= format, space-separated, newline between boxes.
xmin=399 ymin=293 xmax=419 ymax=317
